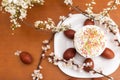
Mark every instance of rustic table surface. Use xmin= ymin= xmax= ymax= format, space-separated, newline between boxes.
xmin=0 ymin=0 xmax=120 ymax=80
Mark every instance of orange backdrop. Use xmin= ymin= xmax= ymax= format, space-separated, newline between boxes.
xmin=0 ymin=0 xmax=120 ymax=80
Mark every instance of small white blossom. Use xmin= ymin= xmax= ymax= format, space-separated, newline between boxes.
xmin=64 ymin=0 xmax=73 ymax=5
xmin=48 ymin=57 xmax=53 ymax=63
xmin=91 ymin=1 xmax=96 ymax=4
xmin=42 ymin=40 xmax=49 ymax=44
xmin=46 ymin=45 xmax=50 ymax=49
xmin=107 ymin=1 xmax=114 ymax=6
xmin=41 ymin=53 xmax=45 ymax=57
xmin=39 ymin=65 xmax=43 ymax=69
xmin=14 ymin=50 xmax=22 ymax=56
xmin=42 ymin=46 xmax=47 ymax=51
xmin=85 ymin=0 xmax=96 ymax=14
xmin=32 ymin=0 xmax=45 ymax=5
xmin=52 ymin=24 xmax=70 ymax=32
xmin=53 ymin=61 xmax=58 ymax=65
xmin=53 ymin=56 xmax=58 ymax=61
xmin=34 ymin=21 xmax=41 ymax=28
xmin=49 ymin=52 xmax=54 ymax=56
xmin=32 ymin=69 xmax=43 ymax=80
xmin=68 ymin=13 xmax=73 ymax=17
xmin=59 ymin=16 xmax=66 ymax=20
xmin=34 ymin=18 xmax=56 ymax=30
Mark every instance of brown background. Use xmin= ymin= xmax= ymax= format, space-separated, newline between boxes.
xmin=0 ymin=0 xmax=120 ymax=80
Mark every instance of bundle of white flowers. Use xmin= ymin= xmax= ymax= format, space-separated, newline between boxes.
xmin=1 ymin=0 xmax=45 ymax=30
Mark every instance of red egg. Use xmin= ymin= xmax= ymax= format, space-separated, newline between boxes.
xmin=20 ymin=51 xmax=33 ymax=64
xmin=83 ymin=58 xmax=94 ymax=72
xmin=63 ymin=48 xmax=76 ymax=60
xmin=101 ymin=48 xmax=115 ymax=59
xmin=84 ymin=19 xmax=94 ymax=26
xmin=64 ymin=29 xmax=75 ymax=39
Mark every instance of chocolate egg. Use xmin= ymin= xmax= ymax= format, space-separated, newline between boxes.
xmin=84 ymin=19 xmax=94 ymax=26
xmin=64 ymin=29 xmax=75 ymax=39
xmin=63 ymin=48 xmax=76 ymax=60
xmin=20 ymin=51 xmax=33 ymax=64
xmin=101 ymin=48 xmax=115 ymax=59
xmin=83 ymin=58 xmax=94 ymax=72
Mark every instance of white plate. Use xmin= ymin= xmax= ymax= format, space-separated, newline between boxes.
xmin=54 ymin=14 xmax=120 ymax=78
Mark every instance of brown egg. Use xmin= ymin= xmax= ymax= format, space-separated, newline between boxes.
xmin=83 ymin=58 xmax=94 ymax=72
xmin=64 ymin=29 xmax=75 ymax=39
xmin=63 ymin=48 xmax=76 ymax=60
xmin=101 ymin=48 xmax=115 ymax=59
xmin=20 ymin=51 xmax=33 ymax=64
xmin=84 ymin=19 xmax=94 ymax=26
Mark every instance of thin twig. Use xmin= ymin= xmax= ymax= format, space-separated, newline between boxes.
xmin=68 ymin=4 xmax=88 ymax=17
xmin=36 ymin=50 xmax=45 ymax=69
xmin=103 ymin=0 xmax=116 ymax=17
xmin=92 ymin=69 xmax=113 ymax=80
xmin=35 ymin=32 xmax=55 ymax=80
xmin=18 ymin=20 xmax=34 ymax=28
xmin=36 ymin=33 xmax=55 ymax=69
xmin=68 ymin=4 xmax=95 ymax=19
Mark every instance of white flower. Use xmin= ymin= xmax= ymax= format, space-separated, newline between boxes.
xmin=42 ymin=40 xmax=49 ymax=44
xmin=49 ymin=52 xmax=54 ymax=56
xmin=14 ymin=50 xmax=22 ymax=56
xmin=41 ymin=44 xmax=50 ymax=52
xmin=34 ymin=21 xmax=43 ymax=28
xmin=32 ymin=69 xmax=43 ymax=80
xmin=68 ymin=13 xmax=73 ymax=17
xmin=19 ymin=8 xmax=27 ymax=19
xmin=85 ymin=0 xmax=96 ymax=15
xmin=46 ymin=45 xmax=50 ymax=49
xmin=42 ymin=46 xmax=48 ymax=51
xmin=107 ymin=1 xmax=114 ymax=6
xmin=53 ymin=62 xmax=58 ymax=65
xmin=39 ymin=65 xmax=43 ymax=69
xmin=48 ymin=57 xmax=53 ymax=63
xmin=32 ymin=0 xmax=45 ymax=5
xmin=34 ymin=18 xmax=55 ymax=30
xmin=64 ymin=0 xmax=73 ymax=5
xmin=1 ymin=0 xmax=45 ymax=29
xmin=59 ymin=16 xmax=66 ymax=20
xmin=41 ymin=53 xmax=45 ymax=57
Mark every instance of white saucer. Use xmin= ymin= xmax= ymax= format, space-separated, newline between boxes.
xmin=54 ymin=14 xmax=120 ymax=78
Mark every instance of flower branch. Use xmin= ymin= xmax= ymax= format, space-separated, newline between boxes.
xmin=92 ymin=69 xmax=114 ymax=80
xmin=1 ymin=0 xmax=45 ymax=30
xmin=31 ymin=32 xmax=55 ymax=80
xmin=47 ymin=53 xmax=114 ymax=80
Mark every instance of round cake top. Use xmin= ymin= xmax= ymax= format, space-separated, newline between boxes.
xmin=74 ymin=25 xmax=106 ymax=58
